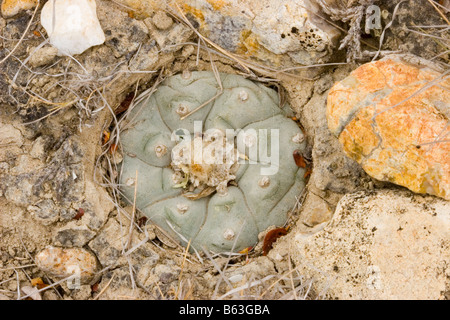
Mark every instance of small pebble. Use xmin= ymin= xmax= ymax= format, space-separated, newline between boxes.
xmin=21 ymin=286 xmax=41 ymax=300
xmin=35 ymin=246 xmax=99 ymax=284
xmin=28 ymin=46 xmax=58 ymax=68
xmin=152 ymin=11 xmax=173 ymax=30
xmin=1 ymin=0 xmax=37 ymax=18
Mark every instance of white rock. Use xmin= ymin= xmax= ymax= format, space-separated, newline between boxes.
xmin=292 ymin=189 xmax=450 ymax=299
xmin=40 ymin=0 xmax=105 ymax=56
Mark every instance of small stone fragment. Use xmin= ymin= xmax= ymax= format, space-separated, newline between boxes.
xmin=20 ymin=286 xmax=41 ymax=300
xmin=27 ymin=46 xmax=58 ymax=68
xmin=81 ymin=180 xmax=114 ymax=231
xmin=119 ymin=71 xmax=307 ymax=253
xmin=152 ymin=10 xmax=173 ymax=30
xmin=88 ymin=216 xmax=159 ymax=268
xmin=29 ymin=136 xmax=46 ymax=159
xmin=5 ymin=178 xmax=34 ymax=207
xmin=137 ymin=263 xmax=180 ymax=291
xmin=87 ymin=218 xmax=122 ymax=268
xmin=53 ymin=224 xmax=96 ymax=247
xmin=27 ymin=200 xmax=59 ymax=226
xmin=40 ymin=0 xmax=105 ymax=56
xmin=69 ymin=284 xmax=92 ymax=300
xmin=1 ymin=0 xmax=37 ymax=18
xmin=35 ymin=246 xmax=99 ymax=284
xmin=0 ymin=124 xmax=24 ymax=149
xmin=95 ymin=267 xmax=150 ymax=300
xmin=327 ymin=55 xmax=450 ymax=200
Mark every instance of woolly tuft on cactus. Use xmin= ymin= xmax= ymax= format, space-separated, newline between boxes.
xmin=119 ymin=71 xmax=307 ymax=253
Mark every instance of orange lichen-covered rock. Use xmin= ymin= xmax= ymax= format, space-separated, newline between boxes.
xmin=1 ymin=0 xmax=37 ymax=18
xmin=327 ymin=55 xmax=450 ymax=200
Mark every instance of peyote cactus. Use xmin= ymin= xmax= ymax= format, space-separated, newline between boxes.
xmin=119 ymin=71 xmax=307 ymax=253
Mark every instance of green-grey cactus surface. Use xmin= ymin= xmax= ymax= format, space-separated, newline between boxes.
xmin=119 ymin=71 xmax=307 ymax=253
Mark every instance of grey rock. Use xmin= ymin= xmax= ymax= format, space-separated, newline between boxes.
xmin=137 ymin=262 xmax=181 ymax=291
xmin=27 ymin=199 xmax=60 ymax=226
xmin=204 ymin=14 xmax=250 ymax=52
xmin=300 ymin=76 xmax=373 ymax=194
xmin=88 ymin=218 xmax=122 ymax=268
xmin=35 ymin=246 xmax=100 ymax=285
xmin=60 ymin=207 xmax=78 ymax=221
xmin=53 ymin=224 xmax=96 ymax=247
xmin=145 ymin=20 xmax=193 ymax=52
